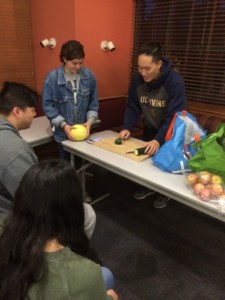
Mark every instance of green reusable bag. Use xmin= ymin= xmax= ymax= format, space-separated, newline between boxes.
xmin=187 ymin=124 xmax=225 ymax=182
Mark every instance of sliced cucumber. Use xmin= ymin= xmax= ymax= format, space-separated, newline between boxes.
xmin=134 ymin=147 xmax=146 ymax=156
xmin=115 ymin=138 xmax=122 ymax=145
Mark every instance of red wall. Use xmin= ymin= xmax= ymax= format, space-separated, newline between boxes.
xmin=30 ymin=0 xmax=133 ymax=98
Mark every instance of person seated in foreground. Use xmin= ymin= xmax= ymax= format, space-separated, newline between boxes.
xmin=0 ymin=159 xmax=118 ymax=300
xmin=0 ymin=81 xmax=96 ymax=239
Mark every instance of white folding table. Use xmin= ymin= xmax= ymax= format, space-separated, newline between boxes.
xmin=20 ymin=116 xmax=53 ymax=147
xmin=62 ymin=130 xmax=225 ymax=222
xmin=19 ymin=116 xmax=101 ymax=147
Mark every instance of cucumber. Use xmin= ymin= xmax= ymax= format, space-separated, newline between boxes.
xmin=134 ymin=147 xmax=146 ymax=156
xmin=115 ymin=138 xmax=122 ymax=145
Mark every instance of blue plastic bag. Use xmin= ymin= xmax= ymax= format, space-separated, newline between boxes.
xmin=152 ymin=111 xmax=206 ymax=173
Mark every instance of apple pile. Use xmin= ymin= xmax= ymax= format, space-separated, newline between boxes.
xmin=186 ymin=171 xmax=225 ymax=202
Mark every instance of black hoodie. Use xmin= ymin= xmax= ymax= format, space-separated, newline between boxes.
xmin=123 ymin=57 xmax=187 ymax=145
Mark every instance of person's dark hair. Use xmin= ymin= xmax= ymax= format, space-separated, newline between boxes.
xmin=0 ymin=81 xmax=38 ymax=116
xmin=59 ymin=40 xmax=85 ymax=63
xmin=138 ymin=41 xmax=162 ymax=62
xmin=0 ymin=159 xmax=89 ymax=300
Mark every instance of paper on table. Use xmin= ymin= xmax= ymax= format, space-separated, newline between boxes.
xmin=86 ymin=138 xmax=103 ymax=144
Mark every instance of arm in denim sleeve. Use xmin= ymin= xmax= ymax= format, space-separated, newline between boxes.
xmin=42 ymin=78 xmax=66 ymax=128
xmin=86 ymin=72 xmax=98 ymax=124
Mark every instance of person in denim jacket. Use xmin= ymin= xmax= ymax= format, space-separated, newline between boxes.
xmin=42 ymin=40 xmax=98 ymax=161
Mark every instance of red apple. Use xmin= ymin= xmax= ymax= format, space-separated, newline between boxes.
xmin=211 ymin=175 xmax=223 ymax=185
xmin=210 ymin=184 xmax=223 ymax=198
xmin=205 ymin=184 xmax=212 ymax=190
xmin=187 ymin=173 xmax=198 ymax=186
xmin=193 ymin=183 xmax=205 ymax=195
xmin=199 ymin=188 xmax=211 ymax=202
xmin=219 ymin=192 xmax=225 ymax=201
xmin=198 ymin=171 xmax=212 ymax=185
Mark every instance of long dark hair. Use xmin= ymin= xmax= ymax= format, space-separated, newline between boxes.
xmin=0 ymin=159 xmax=89 ymax=300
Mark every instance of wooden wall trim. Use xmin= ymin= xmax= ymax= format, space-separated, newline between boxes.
xmin=99 ymin=95 xmax=127 ymax=101
xmin=0 ymin=0 xmax=35 ymax=89
xmin=188 ymin=101 xmax=225 ymax=118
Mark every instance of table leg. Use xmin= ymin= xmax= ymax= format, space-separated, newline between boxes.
xmin=76 ymin=159 xmax=110 ymax=205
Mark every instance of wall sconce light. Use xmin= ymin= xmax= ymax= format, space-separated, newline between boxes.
xmin=101 ymin=40 xmax=116 ymax=52
xmin=40 ymin=38 xmax=56 ymax=48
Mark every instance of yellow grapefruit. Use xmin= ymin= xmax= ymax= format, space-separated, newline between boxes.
xmin=70 ymin=124 xmax=87 ymax=141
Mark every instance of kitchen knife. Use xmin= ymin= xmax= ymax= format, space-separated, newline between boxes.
xmin=126 ymin=147 xmax=146 ymax=156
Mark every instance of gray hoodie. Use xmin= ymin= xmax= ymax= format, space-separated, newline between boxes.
xmin=0 ymin=117 xmax=38 ymax=216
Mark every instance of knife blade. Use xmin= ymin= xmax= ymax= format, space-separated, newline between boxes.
xmin=126 ymin=150 xmax=136 ymax=154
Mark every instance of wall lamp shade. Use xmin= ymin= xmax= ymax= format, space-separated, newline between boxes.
xmin=40 ymin=38 xmax=56 ymax=48
xmin=101 ymin=40 xmax=116 ymax=52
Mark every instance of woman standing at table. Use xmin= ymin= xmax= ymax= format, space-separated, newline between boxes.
xmin=0 ymin=159 xmax=118 ymax=300
xmin=42 ymin=40 xmax=98 ymax=162
xmin=42 ymin=40 xmax=98 ymax=202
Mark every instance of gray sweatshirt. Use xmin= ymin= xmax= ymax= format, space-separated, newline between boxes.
xmin=0 ymin=117 xmax=38 ymax=216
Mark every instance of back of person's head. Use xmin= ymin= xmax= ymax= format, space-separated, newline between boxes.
xmin=0 ymin=81 xmax=38 ymax=116
xmin=14 ymin=159 xmax=87 ymax=247
xmin=59 ymin=40 xmax=85 ymax=63
xmin=138 ymin=41 xmax=162 ymax=62
xmin=0 ymin=159 xmax=89 ymax=300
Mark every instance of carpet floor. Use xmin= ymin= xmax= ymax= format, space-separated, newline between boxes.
xmin=88 ymin=168 xmax=225 ymax=300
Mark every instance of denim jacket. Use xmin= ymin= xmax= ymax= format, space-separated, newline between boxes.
xmin=42 ymin=65 xmax=98 ymax=142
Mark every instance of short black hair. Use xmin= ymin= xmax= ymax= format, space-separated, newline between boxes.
xmin=0 ymin=81 xmax=38 ymax=116
xmin=59 ymin=40 xmax=85 ymax=63
xmin=138 ymin=41 xmax=162 ymax=62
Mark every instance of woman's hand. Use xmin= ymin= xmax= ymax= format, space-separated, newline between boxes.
xmin=107 ymin=289 xmax=118 ymax=300
xmin=81 ymin=122 xmax=91 ymax=138
xmin=144 ymin=139 xmax=160 ymax=156
xmin=63 ymin=124 xmax=75 ymax=141
xmin=119 ymin=129 xmax=130 ymax=140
